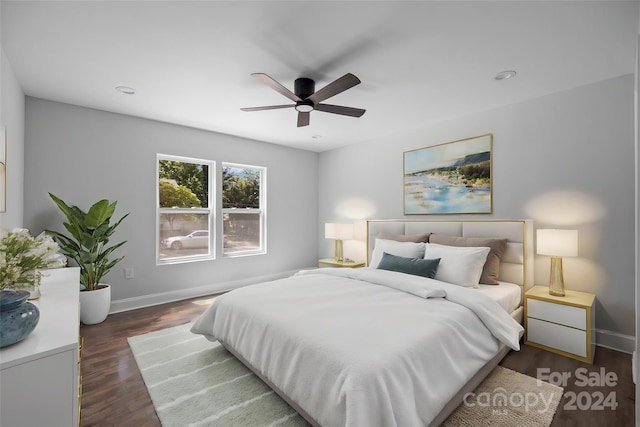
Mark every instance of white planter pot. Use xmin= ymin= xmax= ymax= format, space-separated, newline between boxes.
xmin=79 ymin=284 xmax=111 ymax=325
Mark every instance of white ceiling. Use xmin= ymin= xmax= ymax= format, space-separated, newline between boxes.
xmin=2 ymin=1 xmax=638 ymax=152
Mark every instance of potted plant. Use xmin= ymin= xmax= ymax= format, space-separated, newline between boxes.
xmin=47 ymin=193 xmax=129 ymax=325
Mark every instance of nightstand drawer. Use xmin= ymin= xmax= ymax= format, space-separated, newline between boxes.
xmin=527 ymin=298 xmax=586 ymax=330
xmin=527 ymin=317 xmax=587 ymax=357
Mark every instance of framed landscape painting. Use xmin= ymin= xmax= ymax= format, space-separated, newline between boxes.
xmin=403 ymin=134 xmax=492 ymax=215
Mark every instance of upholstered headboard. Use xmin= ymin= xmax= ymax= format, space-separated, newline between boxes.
xmin=366 ymin=219 xmax=534 ymax=293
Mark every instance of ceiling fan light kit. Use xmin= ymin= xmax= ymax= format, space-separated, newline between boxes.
xmin=241 ymin=73 xmax=366 ymax=127
xmin=295 ymin=101 xmax=314 ymax=113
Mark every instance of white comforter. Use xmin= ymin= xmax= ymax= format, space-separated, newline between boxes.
xmin=191 ymin=268 xmax=523 ymax=427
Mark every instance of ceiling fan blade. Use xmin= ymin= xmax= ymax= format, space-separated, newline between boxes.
xmin=307 ymin=73 xmax=361 ymax=103
xmin=252 ymin=73 xmax=302 ymax=102
xmin=297 ymin=111 xmax=310 ymax=127
xmin=315 ymin=103 xmax=366 ymax=117
xmin=240 ymin=104 xmax=295 ymax=112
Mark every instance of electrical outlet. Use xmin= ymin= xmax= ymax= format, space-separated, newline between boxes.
xmin=125 ymin=268 xmax=134 ymax=279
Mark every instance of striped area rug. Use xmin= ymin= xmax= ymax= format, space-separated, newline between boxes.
xmin=129 ymin=323 xmax=562 ymax=427
xmin=128 ymin=323 xmax=308 ymax=427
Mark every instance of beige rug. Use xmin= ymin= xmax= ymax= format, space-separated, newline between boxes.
xmin=442 ymin=365 xmax=563 ymax=427
xmin=128 ymin=323 xmax=562 ymax=427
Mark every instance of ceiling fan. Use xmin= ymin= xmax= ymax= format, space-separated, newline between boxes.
xmin=241 ymin=73 xmax=366 ymax=127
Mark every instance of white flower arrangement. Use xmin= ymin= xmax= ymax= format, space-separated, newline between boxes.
xmin=0 ymin=228 xmax=61 ymax=291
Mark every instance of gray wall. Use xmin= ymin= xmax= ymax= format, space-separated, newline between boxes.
xmin=0 ymin=46 xmax=25 ymax=229
xmin=17 ymin=75 xmax=637 ymax=345
xmin=319 ymin=75 xmax=635 ymax=343
xmin=24 ymin=98 xmax=319 ymax=309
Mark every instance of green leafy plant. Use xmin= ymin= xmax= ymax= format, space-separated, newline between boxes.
xmin=47 ymin=193 xmax=129 ymax=291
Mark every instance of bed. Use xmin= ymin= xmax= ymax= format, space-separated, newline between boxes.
xmin=191 ymin=219 xmax=534 ymax=426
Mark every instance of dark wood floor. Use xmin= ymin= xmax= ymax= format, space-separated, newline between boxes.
xmin=502 ymin=344 xmax=634 ymax=426
xmin=79 ymin=296 xmax=211 ymax=427
xmin=80 ymin=296 xmax=635 ymax=426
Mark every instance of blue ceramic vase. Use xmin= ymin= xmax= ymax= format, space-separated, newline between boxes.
xmin=0 ymin=290 xmax=40 ymax=348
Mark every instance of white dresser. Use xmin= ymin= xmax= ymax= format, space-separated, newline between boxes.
xmin=525 ymin=285 xmax=596 ymax=364
xmin=0 ymin=267 xmax=81 ymax=427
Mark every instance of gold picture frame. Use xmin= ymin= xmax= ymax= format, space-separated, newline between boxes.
xmin=403 ymin=134 xmax=493 ymax=215
xmin=0 ymin=127 xmax=5 ymax=213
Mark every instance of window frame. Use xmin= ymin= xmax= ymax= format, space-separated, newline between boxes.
xmin=156 ymin=154 xmax=215 ymax=265
xmin=222 ymin=162 xmax=267 ymax=258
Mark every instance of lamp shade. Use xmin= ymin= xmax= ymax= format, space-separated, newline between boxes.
xmin=537 ymin=229 xmax=578 ymax=257
xmin=325 ymin=223 xmax=353 ymax=240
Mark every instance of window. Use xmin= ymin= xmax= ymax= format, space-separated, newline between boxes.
xmin=222 ymin=163 xmax=266 ymax=256
xmin=157 ymin=155 xmax=214 ymax=264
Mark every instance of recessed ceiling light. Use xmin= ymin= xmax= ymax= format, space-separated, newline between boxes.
xmin=115 ymin=86 xmax=136 ymax=95
xmin=494 ymin=70 xmax=517 ymax=81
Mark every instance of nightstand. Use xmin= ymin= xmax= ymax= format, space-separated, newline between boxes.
xmin=318 ymin=259 xmax=366 ymax=268
xmin=525 ymin=285 xmax=596 ymax=364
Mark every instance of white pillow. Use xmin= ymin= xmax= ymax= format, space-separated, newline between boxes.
xmin=369 ymin=239 xmax=426 ymax=268
xmin=423 ymin=243 xmax=491 ymax=287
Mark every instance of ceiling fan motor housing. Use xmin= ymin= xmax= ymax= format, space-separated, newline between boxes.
xmin=294 ymin=78 xmax=315 ymax=112
xmin=294 ymin=78 xmax=315 ymax=99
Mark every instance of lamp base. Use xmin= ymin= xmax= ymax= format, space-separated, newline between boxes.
xmin=333 ymin=239 xmax=344 ymax=263
xmin=548 ymin=256 xmax=566 ymax=297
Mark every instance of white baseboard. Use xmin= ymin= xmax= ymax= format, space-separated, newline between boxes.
xmin=109 ymin=270 xmax=299 ymax=314
xmin=595 ymin=328 xmax=636 ymax=354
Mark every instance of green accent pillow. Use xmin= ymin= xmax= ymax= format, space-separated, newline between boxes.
xmin=377 ymin=252 xmax=441 ymax=279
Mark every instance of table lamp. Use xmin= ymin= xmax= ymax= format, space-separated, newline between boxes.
xmin=536 ymin=229 xmax=578 ymax=296
xmin=325 ymin=223 xmax=353 ymax=263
